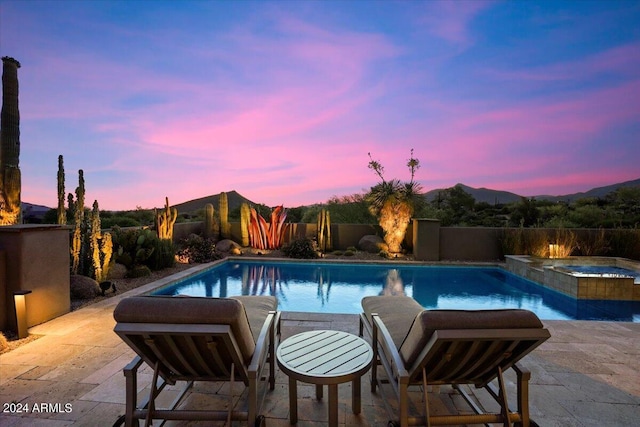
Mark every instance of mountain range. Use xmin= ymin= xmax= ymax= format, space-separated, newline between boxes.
xmin=424 ymin=178 xmax=640 ymax=205
xmin=21 ymin=177 xmax=640 ymax=216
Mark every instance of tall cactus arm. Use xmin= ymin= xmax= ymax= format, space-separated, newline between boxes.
xmin=155 ymin=197 xmax=177 ymax=240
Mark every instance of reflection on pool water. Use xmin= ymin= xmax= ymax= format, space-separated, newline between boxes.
xmin=151 ymin=260 xmax=640 ymax=322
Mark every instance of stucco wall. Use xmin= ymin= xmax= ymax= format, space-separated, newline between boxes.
xmin=175 ymin=221 xmax=385 ymax=250
xmin=173 ymin=221 xmax=203 ymax=242
xmin=0 ymin=251 xmax=6 ymax=330
xmin=0 ymin=225 xmax=70 ymax=331
xmin=173 ymin=221 xmax=638 ymax=261
xmin=440 ymin=227 xmax=504 ymax=261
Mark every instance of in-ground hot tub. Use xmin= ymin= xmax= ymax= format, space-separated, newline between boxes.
xmin=553 ymin=265 xmax=640 ymax=284
xmin=505 ymin=256 xmax=640 ymax=301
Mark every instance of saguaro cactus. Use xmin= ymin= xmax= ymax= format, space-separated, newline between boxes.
xmin=155 ymin=197 xmax=177 ymax=241
xmin=0 ymin=56 xmax=22 ymax=225
xmin=317 ymin=209 xmax=332 ymax=252
xmin=219 ymin=192 xmax=230 ymax=239
xmin=90 ymin=200 xmax=100 ymax=277
xmin=203 ymin=203 xmax=216 ymax=238
xmin=57 ymin=154 xmax=66 ymax=225
xmin=240 ymin=202 xmax=250 ymax=246
xmin=71 ymin=170 xmax=86 ymax=275
xmin=89 ymin=200 xmax=112 ymax=282
xmin=67 ymin=192 xmax=75 ymax=222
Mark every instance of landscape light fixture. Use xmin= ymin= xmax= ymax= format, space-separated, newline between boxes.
xmin=13 ymin=290 xmax=32 ymax=339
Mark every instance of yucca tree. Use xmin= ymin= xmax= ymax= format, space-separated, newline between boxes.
xmin=366 ymin=150 xmax=422 ymax=253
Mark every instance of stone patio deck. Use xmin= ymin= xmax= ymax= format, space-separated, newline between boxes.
xmin=1 ymin=281 xmax=639 ymax=426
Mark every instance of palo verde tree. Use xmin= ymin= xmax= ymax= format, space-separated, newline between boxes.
xmin=366 ymin=149 xmax=422 ymax=253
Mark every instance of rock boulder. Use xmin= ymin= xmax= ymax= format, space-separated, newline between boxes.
xmin=216 ymin=239 xmax=242 ymax=255
xmin=358 ymin=235 xmax=388 ymax=253
xmin=70 ymin=275 xmax=100 ymax=299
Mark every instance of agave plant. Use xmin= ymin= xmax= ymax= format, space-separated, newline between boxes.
xmin=248 ymin=205 xmax=288 ymax=250
xmin=366 ymin=150 xmax=422 ymax=253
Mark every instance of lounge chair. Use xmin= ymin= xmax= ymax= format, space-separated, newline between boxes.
xmin=359 ymin=296 xmax=550 ymax=427
xmin=113 ymin=295 xmax=280 ymax=427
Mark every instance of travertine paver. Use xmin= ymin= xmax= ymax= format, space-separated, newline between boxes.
xmin=1 ymin=292 xmax=639 ymax=426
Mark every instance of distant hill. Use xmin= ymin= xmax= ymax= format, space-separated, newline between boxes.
xmin=423 ymin=178 xmax=640 ymax=205
xmin=21 ymin=202 xmax=53 ymax=222
xmin=533 ymin=178 xmax=640 ymax=203
xmin=172 ymin=190 xmax=257 ymax=214
xmin=21 ymin=178 xmax=640 ymax=218
xmin=424 ymin=184 xmax=522 ymax=204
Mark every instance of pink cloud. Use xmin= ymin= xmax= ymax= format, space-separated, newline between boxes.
xmin=418 ymin=0 xmax=496 ymax=45
xmin=11 ymin=3 xmax=639 ymax=210
xmin=481 ymin=42 xmax=640 ymax=85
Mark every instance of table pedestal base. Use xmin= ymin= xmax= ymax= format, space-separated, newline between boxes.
xmin=287 ymin=378 xmax=362 ymax=426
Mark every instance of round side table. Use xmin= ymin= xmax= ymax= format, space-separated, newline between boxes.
xmin=276 ymin=329 xmax=373 ymax=426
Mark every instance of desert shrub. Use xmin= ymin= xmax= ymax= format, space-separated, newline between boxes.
xmin=577 ymin=229 xmax=610 ymax=256
xmin=101 ymin=216 xmax=140 ymax=228
xmin=332 ymin=250 xmax=344 ymax=256
xmin=608 ymin=228 xmax=640 ymax=259
xmin=347 ymin=246 xmax=357 ymax=252
xmin=107 ymin=263 xmax=127 ymax=280
xmin=502 ymin=227 xmax=580 ymax=258
xmin=282 ymin=238 xmax=318 ymax=259
xmin=343 ymin=250 xmax=355 ymax=256
xmin=148 ymin=238 xmax=175 ymax=270
xmin=550 ymin=228 xmax=578 ymax=258
xmin=111 ymin=226 xmax=174 ymax=271
xmin=525 ymin=228 xmax=550 ymax=257
xmin=500 ymin=228 xmax=526 ymax=255
xmin=128 ymin=265 xmax=152 ymax=278
xmin=177 ymin=234 xmax=221 ymax=263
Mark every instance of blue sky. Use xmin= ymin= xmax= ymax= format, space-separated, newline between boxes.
xmin=1 ymin=0 xmax=639 ymax=210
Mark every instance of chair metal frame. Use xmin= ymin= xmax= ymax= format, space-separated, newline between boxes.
xmin=115 ymin=310 xmax=281 ymax=427
xmin=360 ymin=311 xmax=550 ymax=427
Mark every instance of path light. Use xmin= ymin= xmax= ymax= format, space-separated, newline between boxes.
xmin=549 ymin=244 xmax=561 ymax=259
xmin=13 ymin=290 xmax=32 ymax=339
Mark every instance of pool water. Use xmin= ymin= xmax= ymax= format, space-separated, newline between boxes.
xmin=152 ymin=260 xmax=640 ymax=322
xmin=556 ymin=265 xmax=640 ymax=283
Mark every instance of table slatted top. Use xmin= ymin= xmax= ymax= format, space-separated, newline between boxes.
xmin=277 ymin=330 xmax=373 ymax=382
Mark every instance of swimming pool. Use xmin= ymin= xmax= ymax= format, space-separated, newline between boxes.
xmin=151 ymin=260 xmax=640 ymax=322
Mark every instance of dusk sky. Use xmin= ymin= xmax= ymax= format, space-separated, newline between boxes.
xmin=1 ymin=0 xmax=639 ymax=211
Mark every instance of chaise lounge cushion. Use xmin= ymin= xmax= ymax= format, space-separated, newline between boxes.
xmin=399 ymin=309 xmax=545 ymax=367
xmin=361 ymin=296 xmax=424 ymax=349
xmin=113 ymin=295 xmax=277 ymax=363
xmin=231 ymin=295 xmax=278 ymax=342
